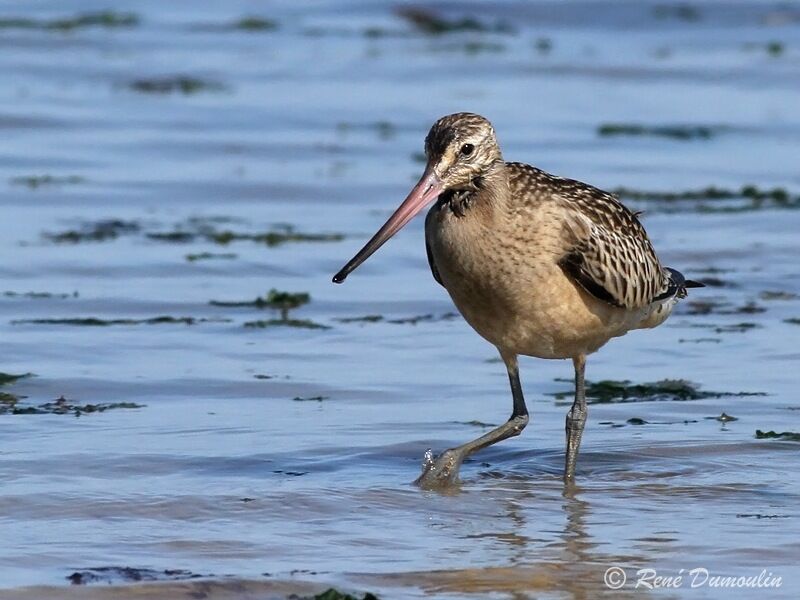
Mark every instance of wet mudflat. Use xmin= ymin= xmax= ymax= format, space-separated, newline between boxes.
xmin=1 ymin=1 xmax=799 ymax=598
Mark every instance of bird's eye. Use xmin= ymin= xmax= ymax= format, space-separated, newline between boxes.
xmin=460 ymin=143 xmax=474 ymax=157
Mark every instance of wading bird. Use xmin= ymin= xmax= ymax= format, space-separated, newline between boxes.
xmin=333 ymin=113 xmax=703 ymax=488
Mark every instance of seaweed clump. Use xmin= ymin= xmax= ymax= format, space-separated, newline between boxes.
xmin=245 ymin=318 xmax=330 ymax=330
xmin=2 ymin=395 xmax=143 ymax=416
xmin=128 ymin=76 xmax=226 ymax=95
xmin=612 ymin=184 xmax=800 ymax=213
xmin=212 ymin=289 xmax=310 ymax=319
xmin=185 ymin=252 xmax=237 ymax=262
xmin=231 ymin=16 xmax=278 ymax=31
xmin=652 ymin=4 xmax=701 ymax=21
xmin=44 ymin=219 xmax=140 ymax=243
xmin=214 ymin=289 xmax=329 ymax=330
xmin=12 ymin=316 xmax=228 ymax=326
xmin=755 ymin=430 xmax=800 ymax=442
xmin=68 ymin=566 xmax=202 ymax=585
xmin=147 ymin=222 xmax=344 ymax=247
xmin=335 ymin=312 xmax=459 ymax=325
xmin=396 ymin=7 xmax=513 ymax=35
xmin=307 ymin=589 xmax=379 ymax=600
xmin=551 ymin=379 xmax=763 ymax=404
xmin=598 ymin=123 xmax=716 ymax=140
xmin=208 ymin=225 xmax=344 ymax=246
xmin=0 ymin=12 xmax=138 ymax=31
xmin=0 ymin=372 xmax=32 ymax=404
xmin=10 ymin=175 xmax=85 ymax=189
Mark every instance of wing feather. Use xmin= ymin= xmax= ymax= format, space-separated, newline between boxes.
xmin=555 ymin=182 xmax=670 ymax=310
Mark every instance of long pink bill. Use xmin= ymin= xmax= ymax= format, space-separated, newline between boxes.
xmin=333 ymin=167 xmax=443 ymax=283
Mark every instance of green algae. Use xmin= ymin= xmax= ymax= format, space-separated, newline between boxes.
xmin=767 ymin=41 xmax=785 ymax=56
xmin=534 ymin=37 xmax=553 ymax=54
xmin=10 ymin=175 xmax=85 ymax=189
xmin=695 ymin=276 xmax=732 ymax=288
xmin=44 ymin=219 xmax=140 ymax=243
xmin=293 ymin=395 xmax=330 ymax=402
xmin=212 ymin=289 xmax=310 ymax=319
xmin=612 ymin=184 xmax=800 ymax=213
xmin=0 ymin=391 xmax=20 ymax=403
xmin=308 ymin=589 xmax=379 ymax=600
xmin=67 ymin=566 xmax=202 ymax=585
xmin=604 ymin=417 xmax=697 ymax=427
xmin=755 ymin=430 xmax=800 ymax=442
xmin=335 ymin=315 xmax=385 ymax=323
xmin=231 ymin=16 xmax=278 ymax=31
xmin=192 ymin=16 xmax=278 ymax=33
xmin=336 ymin=312 xmax=459 ymax=325
xmin=128 ymin=76 xmax=226 ymax=95
xmin=44 ymin=218 xmax=342 ymax=248
xmin=714 ymin=322 xmax=760 ymax=333
xmin=244 ymin=319 xmax=330 ymax=330
xmin=458 ymin=420 xmax=496 ymax=428
xmin=396 ymin=7 xmax=513 ymax=35
xmin=460 ymin=41 xmax=506 ymax=54
xmin=614 ymin=184 xmax=795 ymax=203
xmin=149 ymin=224 xmax=344 ymax=246
xmin=185 ymin=252 xmax=237 ymax=262
xmin=685 ymin=300 xmax=765 ymax=316
xmin=653 ymin=4 xmax=701 ymax=21
xmin=3 ymin=290 xmax=77 ymax=299
xmin=388 ymin=312 xmax=459 ymax=325
xmin=216 ymin=289 xmax=327 ymax=329
xmin=598 ymin=124 xmax=716 ymax=140
xmin=263 ymin=289 xmax=310 ymax=315
xmin=148 ymin=231 xmax=195 ymax=243
xmin=336 ymin=120 xmax=396 ymax=140
xmin=13 ymin=316 xmax=228 ymax=326
xmin=760 ymin=291 xmax=797 ymax=301
xmin=0 ymin=373 xmax=31 ymax=405
xmin=551 ymin=379 xmax=763 ymax=404
xmin=0 ymin=372 xmax=32 ymax=386
xmin=0 ymin=11 xmax=138 ymax=31
xmin=1 ymin=395 xmax=143 ymax=417
xmin=209 ymin=226 xmax=344 ymax=246
xmin=745 ymin=41 xmax=786 ymax=56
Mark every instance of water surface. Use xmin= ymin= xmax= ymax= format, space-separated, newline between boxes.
xmin=1 ymin=1 xmax=799 ymax=598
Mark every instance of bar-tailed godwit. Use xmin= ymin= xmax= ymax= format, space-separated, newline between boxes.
xmin=333 ymin=113 xmax=703 ymax=488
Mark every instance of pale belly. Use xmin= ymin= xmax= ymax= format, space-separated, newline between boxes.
xmin=426 ymin=207 xmax=650 ymax=359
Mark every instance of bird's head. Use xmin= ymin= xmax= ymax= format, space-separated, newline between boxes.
xmin=333 ymin=112 xmax=501 ymax=283
xmin=423 ymin=112 xmax=502 ymax=191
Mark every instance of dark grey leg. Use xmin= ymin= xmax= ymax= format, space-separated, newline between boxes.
xmin=564 ymin=354 xmax=587 ymax=483
xmin=415 ymin=351 xmax=529 ymax=489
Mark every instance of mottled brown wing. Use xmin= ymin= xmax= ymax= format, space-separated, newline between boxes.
xmin=556 ymin=183 xmax=669 ymax=310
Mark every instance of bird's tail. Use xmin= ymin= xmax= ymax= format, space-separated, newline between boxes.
xmin=664 ymin=267 xmax=705 ymax=300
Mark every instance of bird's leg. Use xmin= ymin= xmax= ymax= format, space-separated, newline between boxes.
xmin=564 ymin=354 xmax=587 ymax=483
xmin=415 ymin=351 xmax=529 ymax=489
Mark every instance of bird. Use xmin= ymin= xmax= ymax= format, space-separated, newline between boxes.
xmin=332 ymin=112 xmax=703 ymax=488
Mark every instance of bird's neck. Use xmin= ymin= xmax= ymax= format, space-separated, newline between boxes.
xmin=442 ymin=160 xmax=509 ymax=218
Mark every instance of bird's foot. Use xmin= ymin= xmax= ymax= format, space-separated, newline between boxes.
xmin=413 ymin=447 xmax=464 ymax=490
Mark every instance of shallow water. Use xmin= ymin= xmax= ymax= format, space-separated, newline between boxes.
xmin=1 ymin=1 xmax=799 ymax=598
